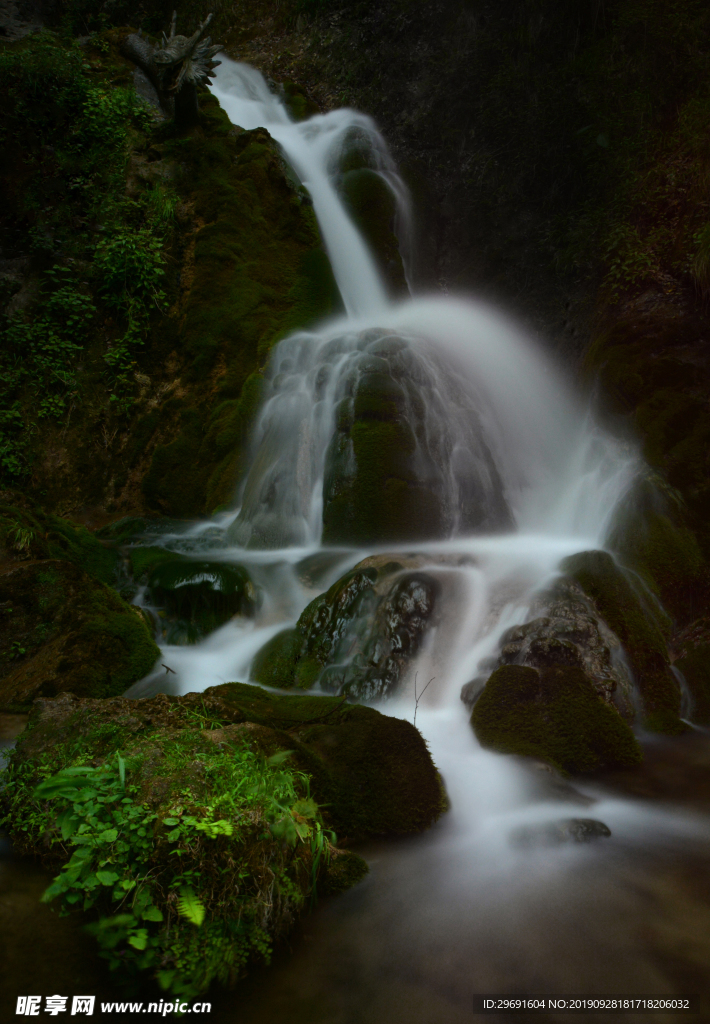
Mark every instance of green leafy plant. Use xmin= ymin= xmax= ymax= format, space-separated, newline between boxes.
xmin=1 ymin=733 xmax=334 ymax=998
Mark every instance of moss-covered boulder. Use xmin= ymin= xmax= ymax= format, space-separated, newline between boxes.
xmin=251 ymin=557 xmax=439 ymax=700
xmin=204 ymin=682 xmax=446 ymax=838
xmin=462 ymin=576 xmax=636 ymax=720
xmin=471 ymin=664 xmax=642 ymax=775
xmin=673 ymin=617 xmax=710 ymax=725
xmin=1 ymin=683 xmax=442 ymax=995
xmin=147 ymin=560 xmax=259 ymax=643
xmin=0 ymin=560 xmax=159 ymax=711
xmin=561 ymin=550 xmax=683 ymax=734
xmin=321 ymin=329 xmax=511 ymax=545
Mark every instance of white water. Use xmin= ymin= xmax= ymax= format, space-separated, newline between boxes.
xmin=129 ymin=59 xmax=710 ymax=1014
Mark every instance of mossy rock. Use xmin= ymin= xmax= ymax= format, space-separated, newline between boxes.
xmin=560 ymin=550 xmax=683 ymax=734
xmin=321 ymin=331 xmax=511 ymax=545
xmin=673 ymin=617 xmax=710 ymax=725
xmin=339 ymin=167 xmax=407 ymax=296
xmin=147 ymin=560 xmax=259 ymax=643
xmin=2 ymin=686 xmax=380 ymax=998
xmin=0 ymin=560 xmax=159 ymax=711
xmin=607 ymin=473 xmax=707 ymax=625
xmin=472 ymin=664 xmax=642 ymax=775
xmin=0 ymin=503 xmax=118 ymax=585
xmin=204 ymin=682 xmax=447 ymax=838
xmin=250 ymin=559 xmax=438 ymax=700
xmin=141 ymin=114 xmax=343 ymax=518
xmin=127 ymin=545 xmax=186 ymax=583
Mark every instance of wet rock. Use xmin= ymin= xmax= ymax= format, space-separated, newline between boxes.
xmin=510 ymin=817 xmax=612 ymax=848
xmin=339 ymin=168 xmax=408 ymax=296
xmin=0 ymin=560 xmax=159 ymax=711
xmin=147 ymin=560 xmax=259 ymax=644
xmin=251 ymin=558 xmax=439 ymax=699
xmin=461 ymin=575 xmax=636 ymax=717
xmin=321 ymin=329 xmax=513 ymax=545
xmin=471 ymin=664 xmax=642 ymax=774
xmin=561 ymin=550 xmax=683 ymax=734
xmin=672 ymin=616 xmax=710 ymax=725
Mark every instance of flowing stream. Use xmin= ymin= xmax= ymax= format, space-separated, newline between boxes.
xmin=120 ymin=59 xmax=710 ymax=1021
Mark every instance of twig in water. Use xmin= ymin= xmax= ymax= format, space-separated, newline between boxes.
xmin=162 ymin=663 xmax=176 ymax=675
xmin=413 ymin=672 xmax=435 ymax=729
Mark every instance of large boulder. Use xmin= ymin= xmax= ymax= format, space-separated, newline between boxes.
xmin=561 ymin=550 xmax=683 ymax=733
xmin=322 ymin=329 xmax=512 ymax=545
xmin=461 ymin=576 xmax=636 ymax=720
xmin=2 ymin=684 xmax=444 ymax=995
xmin=146 ymin=559 xmax=259 ymax=643
xmin=251 ymin=556 xmax=439 ymax=700
xmin=471 ymin=664 xmax=642 ymax=774
xmin=0 ymin=560 xmax=159 ymax=711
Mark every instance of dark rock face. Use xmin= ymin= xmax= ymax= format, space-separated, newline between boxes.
xmin=0 ymin=560 xmax=159 ymax=711
xmin=251 ymin=557 xmax=439 ymax=700
xmin=471 ymin=663 xmax=642 ymax=775
xmin=561 ymin=550 xmax=683 ymax=734
xmin=672 ymin=617 xmax=710 ymax=725
xmin=463 ymin=550 xmax=684 ymax=735
xmin=461 ymin=576 xmax=636 ymax=718
xmin=146 ymin=560 xmax=259 ymax=643
xmin=322 ymin=329 xmax=513 ymax=545
xmin=510 ymin=818 xmax=612 ymax=848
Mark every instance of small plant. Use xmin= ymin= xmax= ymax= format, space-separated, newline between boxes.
xmin=9 ymin=641 xmax=26 ymax=659
xmin=10 ymin=524 xmax=35 ymax=553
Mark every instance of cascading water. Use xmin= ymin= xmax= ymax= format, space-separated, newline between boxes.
xmin=127 ymin=58 xmax=710 ymax=1019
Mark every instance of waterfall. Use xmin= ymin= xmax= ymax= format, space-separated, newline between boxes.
xmin=128 ymin=53 xmax=644 ymax=714
xmin=119 ymin=58 xmax=710 ymax=1017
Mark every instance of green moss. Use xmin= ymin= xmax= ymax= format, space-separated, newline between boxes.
xmin=561 ymin=550 xmax=683 ymax=734
xmin=207 ymin=682 xmax=447 ymax=838
xmin=141 ymin=112 xmax=342 ymax=517
xmin=322 ymin=412 xmax=443 ymax=546
xmin=472 ymin=664 xmax=642 ymax=775
xmin=0 ymin=560 xmax=159 ymax=709
xmin=128 ymin=544 xmax=185 ymax=582
xmin=250 ymin=628 xmax=303 ymax=689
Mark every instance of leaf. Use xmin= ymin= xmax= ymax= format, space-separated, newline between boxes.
xmin=98 ymin=828 xmax=118 ymax=843
xmin=96 ymin=870 xmax=119 ymax=886
xmin=162 ymin=818 xmax=179 ymax=826
xmin=176 ymin=888 xmax=205 ymax=927
xmin=267 ymin=750 xmax=294 ymax=765
xmin=117 ymin=753 xmax=126 ymax=791
xmin=127 ymin=929 xmax=148 ymax=950
xmin=142 ymin=905 xmax=163 ymax=922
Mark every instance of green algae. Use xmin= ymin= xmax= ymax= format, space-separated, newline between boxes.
xmin=561 ymin=550 xmax=683 ymax=734
xmin=472 ymin=664 xmax=642 ymax=775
